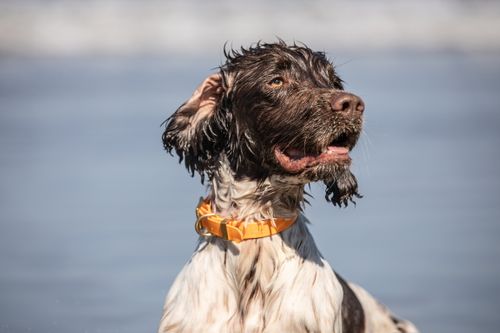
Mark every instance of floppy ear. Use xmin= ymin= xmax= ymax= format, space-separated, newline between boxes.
xmin=162 ymin=73 xmax=228 ymax=180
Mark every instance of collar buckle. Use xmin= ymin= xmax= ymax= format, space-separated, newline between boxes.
xmin=220 ymin=219 xmax=229 ymax=240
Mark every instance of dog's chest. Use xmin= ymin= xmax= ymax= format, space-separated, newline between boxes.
xmin=228 ymin=239 xmax=343 ymax=332
xmin=159 ymin=228 xmax=344 ymax=333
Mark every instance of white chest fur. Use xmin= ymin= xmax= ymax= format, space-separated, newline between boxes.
xmin=158 ymin=215 xmax=344 ymax=333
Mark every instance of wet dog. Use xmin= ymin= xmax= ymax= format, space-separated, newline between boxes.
xmin=159 ymin=42 xmax=418 ymax=333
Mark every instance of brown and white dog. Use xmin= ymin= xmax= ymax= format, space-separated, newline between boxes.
xmin=159 ymin=42 xmax=418 ymax=333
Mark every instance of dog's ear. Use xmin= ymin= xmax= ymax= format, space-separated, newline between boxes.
xmin=324 ymin=169 xmax=362 ymax=207
xmin=162 ymin=73 xmax=229 ymax=181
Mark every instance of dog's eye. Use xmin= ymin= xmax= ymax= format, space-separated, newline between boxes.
xmin=268 ymin=77 xmax=284 ymax=88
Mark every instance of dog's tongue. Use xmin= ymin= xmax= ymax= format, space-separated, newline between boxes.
xmin=327 ymin=146 xmax=349 ymax=154
xmin=275 ymin=146 xmax=350 ymax=173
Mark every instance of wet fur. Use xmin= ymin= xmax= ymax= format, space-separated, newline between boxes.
xmin=162 ymin=42 xmax=360 ymax=206
xmin=159 ymin=42 xmax=418 ymax=333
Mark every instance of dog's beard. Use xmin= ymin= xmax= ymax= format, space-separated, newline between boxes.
xmin=297 ymin=161 xmax=360 ymax=207
xmin=323 ymin=166 xmax=361 ymax=207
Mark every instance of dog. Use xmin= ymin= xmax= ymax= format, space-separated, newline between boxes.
xmin=158 ymin=42 xmax=418 ymax=333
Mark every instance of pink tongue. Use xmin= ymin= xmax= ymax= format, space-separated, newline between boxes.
xmin=327 ymin=146 xmax=349 ymax=154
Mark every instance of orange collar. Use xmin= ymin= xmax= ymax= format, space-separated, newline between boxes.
xmin=195 ymin=199 xmax=298 ymax=243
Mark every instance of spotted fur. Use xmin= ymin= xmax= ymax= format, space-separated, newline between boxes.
xmin=159 ymin=42 xmax=418 ymax=333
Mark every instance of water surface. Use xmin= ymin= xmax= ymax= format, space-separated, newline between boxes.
xmin=0 ymin=52 xmax=499 ymax=332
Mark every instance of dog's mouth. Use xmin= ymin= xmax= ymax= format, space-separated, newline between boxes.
xmin=274 ymin=133 xmax=353 ymax=173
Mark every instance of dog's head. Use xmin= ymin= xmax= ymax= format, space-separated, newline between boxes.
xmin=163 ymin=42 xmax=364 ymax=206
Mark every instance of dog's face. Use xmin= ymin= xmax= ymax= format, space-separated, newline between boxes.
xmin=163 ymin=42 xmax=364 ymax=206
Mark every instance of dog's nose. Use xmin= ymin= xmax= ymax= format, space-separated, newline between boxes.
xmin=331 ymin=93 xmax=365 ymax=113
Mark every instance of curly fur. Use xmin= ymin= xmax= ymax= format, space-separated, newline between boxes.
xmin=163 ymin=41 xmax=361 ymax=205
xmin=159 ymin=41 xmax=418 ymax=333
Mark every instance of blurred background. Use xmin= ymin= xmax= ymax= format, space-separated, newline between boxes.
xmin=1 ymin=0 xmax=499 ymax=332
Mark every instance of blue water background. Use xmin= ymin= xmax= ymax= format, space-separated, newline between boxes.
xmin=0 ymin=52 xmax=499 ymax=332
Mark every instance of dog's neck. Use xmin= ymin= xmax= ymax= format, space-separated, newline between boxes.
xmin=207 ymin=158 xmax=305 ymax=221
